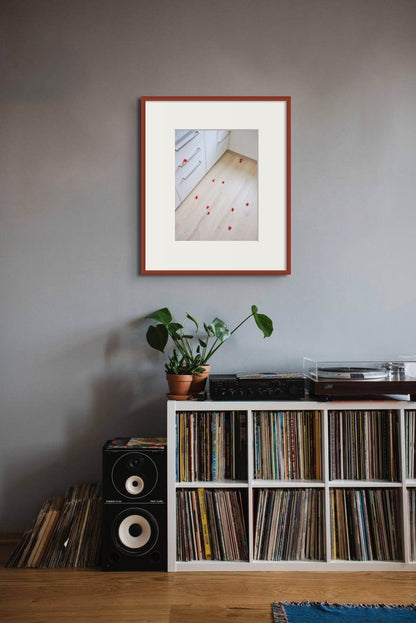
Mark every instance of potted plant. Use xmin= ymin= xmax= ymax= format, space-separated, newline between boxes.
xmin=163 ymin=350 xmax=199 ymax=398
xmin=146 ymin=305 xmax=274 ymax=396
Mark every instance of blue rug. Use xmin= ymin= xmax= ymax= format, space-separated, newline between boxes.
xmin=272 ymin=602 xmax=416 ymax=622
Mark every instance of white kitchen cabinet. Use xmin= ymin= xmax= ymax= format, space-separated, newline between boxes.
xmin=175 ymin=189 xmax=181 ymax=209
xmin=175 ymin=129 xmax=231 ymax=206
xmin=216 ymin=130 xmax=230 ymax=161
xmin=175 ymin=131 xmax=207 ymax=202
xmin=204 ymin=130 xmax=218 ymax=171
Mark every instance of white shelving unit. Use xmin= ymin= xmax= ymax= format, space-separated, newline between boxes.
xmin=167 ymin=399 xmax=416 ymax=572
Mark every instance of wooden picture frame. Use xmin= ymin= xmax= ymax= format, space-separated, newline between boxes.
xmin=141 ymin=96 xmax=291 ymax=275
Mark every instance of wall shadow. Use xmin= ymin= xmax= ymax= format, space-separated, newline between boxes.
xmin=1 ymin=318 xmax=168 ymax=530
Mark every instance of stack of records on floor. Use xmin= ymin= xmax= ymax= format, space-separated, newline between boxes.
xmin=176 ymin=488 xmax=248 ymax=561
xmin=6 ymin=483 xmax=102 ymax=568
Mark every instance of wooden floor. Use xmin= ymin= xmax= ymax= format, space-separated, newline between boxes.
xmin=1 ymin=536 xmax=415 ymax=623
xmin=175 ymin=150 xmax=258 ymax=241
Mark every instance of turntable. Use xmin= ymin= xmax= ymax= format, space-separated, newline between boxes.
xmin=304 ymin=358 xmax=416 ymax=400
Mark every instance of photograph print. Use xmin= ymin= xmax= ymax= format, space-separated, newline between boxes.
xmin=141 ymin=97 xmax=290 ymax=274
xmin=175 ymin=129 xmax=258 ymax=242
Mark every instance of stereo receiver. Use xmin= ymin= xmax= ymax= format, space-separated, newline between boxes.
xmin=209 ymin=373 xmax=305 ymax=401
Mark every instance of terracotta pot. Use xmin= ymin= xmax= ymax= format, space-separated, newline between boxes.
xmin=166 ymin=374 xmax=193 ymax=396
xmin=190 ymin=364 xmax=211 ymax=396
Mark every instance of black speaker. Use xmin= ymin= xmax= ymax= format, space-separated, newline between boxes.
xmin=101 ymin=439 xmax=167 ymax=571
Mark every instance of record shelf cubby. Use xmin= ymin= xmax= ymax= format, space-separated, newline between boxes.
xmin=167 ymin=399 xmax=416 ymax=572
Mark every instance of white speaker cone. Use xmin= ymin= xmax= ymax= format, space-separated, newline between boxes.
xmin=125 ymin=475 xmax=144 ymax=495
xmin=118 ymin=514 xmax=152 ymax=549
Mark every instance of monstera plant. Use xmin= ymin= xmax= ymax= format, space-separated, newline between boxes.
xmin=146 ymin=305 xmax=274 ymax=398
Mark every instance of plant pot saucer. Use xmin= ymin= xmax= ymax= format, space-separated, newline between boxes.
xmin=166 ymin=393 xmax=191 ymax=401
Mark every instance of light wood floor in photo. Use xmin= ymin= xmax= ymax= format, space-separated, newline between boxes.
xmin=1 ymin=536 xmax=416 ymax=623
xmin=175 ymin=150 xmax=258 ymax=241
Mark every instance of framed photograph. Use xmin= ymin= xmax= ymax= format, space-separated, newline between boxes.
xmin=141 ymin=96 xmax=291 ymax=275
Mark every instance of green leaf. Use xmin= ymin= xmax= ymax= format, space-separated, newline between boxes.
xmin=146 ymin=324 xmax=169 ymax=352
xmin=209 ymin=318 xmax=231 ymax=343
xmin=168 ymin=322 xmax=183 ymax=339
xmin=204 ymin=322 xmax=214 ymax=335
xmin=186 ymin=312 xmax=198 ymax=331
xmin=251 ymin=305 xmax=258 ymax=314
xmin=253 ymin=313 xmax=273 ymax=338
xmin=169 ymin=322 xmax=183 ymax=331
xmin=146 ymin=307 xmax=172 ymax=326
xmin=198 ymin=339 xmax=207 ymax=348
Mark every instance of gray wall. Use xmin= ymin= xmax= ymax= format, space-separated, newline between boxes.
xmin=1 ymin=0 xmax=416 ymax=529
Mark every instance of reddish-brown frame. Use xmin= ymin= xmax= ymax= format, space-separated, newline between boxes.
xmin=140 ymin=96 xmax=291 ymax=275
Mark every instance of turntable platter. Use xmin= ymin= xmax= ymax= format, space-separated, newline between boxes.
xmin=314 ymin=367 xmax=388 ymax=381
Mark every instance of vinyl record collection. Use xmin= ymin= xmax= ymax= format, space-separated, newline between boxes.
xmin=254 ymin=488 xmax=325 ymax=561
xmin=6 ymin=483 xmax=102 ymax=568
xmin=253 ymin=411 xmax=322 ymax=480
xmin=329 ymin=410 xmax=400 ymax=481
xmin=406 ymin=410 xmax=416 ymax=478
xmin=176 ymin=411 xmax=247 ymax=482
xmin=409 ymin=489 xmax=416 ymax=561
xmin=330 ymin=488 xmax=402 ymax=561
xmin=176 ymin=488 xmax=248 ymax=561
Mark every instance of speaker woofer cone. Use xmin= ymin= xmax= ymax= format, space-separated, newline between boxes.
xmin=112 ymin=508 xmax=159 ymax=556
